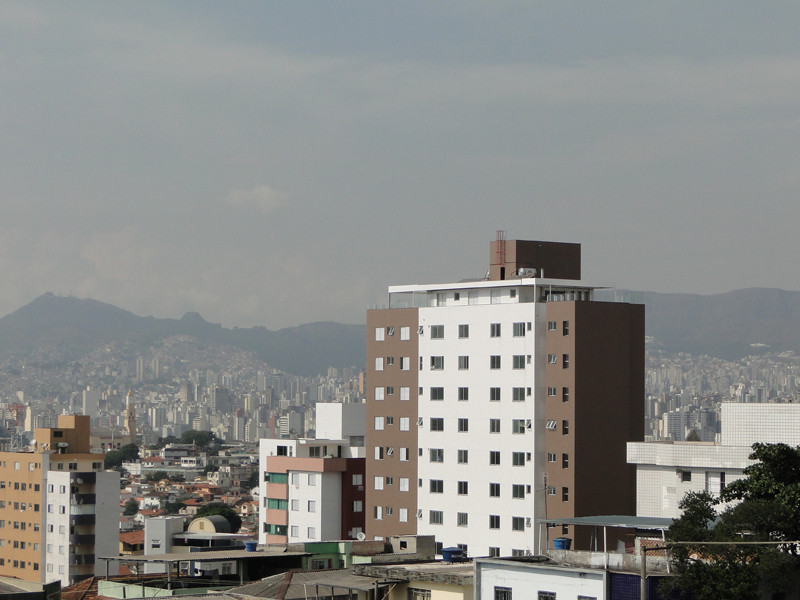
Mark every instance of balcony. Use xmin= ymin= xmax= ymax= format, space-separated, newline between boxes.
xmin=70 ymin=505 xmax=96 ymax=515
xmin=71 ymin=494 xmax=97 ymax=505
xmin=70 ymin=534 xmax=96 ymax=546
xmin=70 ymin=514 xmax=96 ymax=526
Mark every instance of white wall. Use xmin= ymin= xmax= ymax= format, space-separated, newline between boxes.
xmin=475 ymin=559 xmax=606 ymax=600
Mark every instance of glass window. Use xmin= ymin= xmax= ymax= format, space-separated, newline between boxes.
xmin=431 ymin=325 xmax=444 ymax=339
xmin=490 ymin=355 xmax=501 ymax=369
xmin=490 ymin=323 xmax=501 ymax=337
xmin=458 ymin=324 xmax=469 ymax=338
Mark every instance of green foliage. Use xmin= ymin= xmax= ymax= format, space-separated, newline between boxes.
xmin=195 ymin=502 xmax=242 ymax=533
xmin=145 ymin=470 xmax=169 ymax=482
xmin=123 ymin=498 xmax=139 ymax=516
xmin=246 ymin=470 xmax=259 ymax=489
xmin=104 ymin=450 xmax=123 ymax=469
xmin=180 ymin=430 xmax=218 ymax=449
xmin=163 ymin=501 xmax=185 ymax=514
xmin=168 ymin=474 xmax=185 ymax=482
xmin=120 ymin=443 xmax=140 ymax=462
xmin=665 ymin=444 xmax=800 ymax=599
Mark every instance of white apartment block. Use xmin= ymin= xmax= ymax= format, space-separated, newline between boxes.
xmin=628 ymin=402 xmax=800 ymax=519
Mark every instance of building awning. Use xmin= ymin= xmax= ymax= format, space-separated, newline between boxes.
xmin=541 ymin=515 xmax=674 ymax=531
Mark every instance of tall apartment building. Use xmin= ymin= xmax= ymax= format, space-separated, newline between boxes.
xmin=365 ymin=238 xmax=643 ymax=556
xmin=258 ymin=403 xmax=366 ymax=545
xmin=0 ymin=415 xmax=120 ymax=586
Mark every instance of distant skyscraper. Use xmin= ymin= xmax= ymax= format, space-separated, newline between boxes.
xmin=365 ymin=237 xmax=644 ymax=554
xmin=124 ymin=389 xmax=137 ymax=444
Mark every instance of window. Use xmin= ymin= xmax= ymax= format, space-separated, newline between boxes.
xmin=400 ymin=386 xmax=410 ymax=401
xmin=457 ymin=449 xmax=469 ymax=464
xmin=489 ymin=515 xmax=500 ymax=529
xmin=562 ymin=387 xmax=570 ymax=402
xmin=489 ymin=482 xmax=500 ymax=497
xmin=400 ymin=357 xmax=410 ymax=370
xmin=490 ymin=419 xmax=500 ymax=433
xmin=512 ymin=452 xmax=526 ymax=466
xmin=681 ymin=471 xmax=692 ymax=482
xmin=547 ymin=486 xmax=556 ymax=496
xmin=495 ymin=588 xmax=513 ymax=600
xmin=430 ymin=479 xmax=443 ymax=493
xmin=512 ymin=355 xmax=525 ymax=369
xmin=430 ymin=510 xmax=443 ymax=525
xmin=399 ymin=478 xmax=409 ymax=492
xmin=374 ymin=416 xmax=385 ymax=430
xmin=490 ymin=355 xmax=501 ymax=369
xmin=375 ymin=327 xmax=385 ymax=341
xmin=489 ymin=547 xmax=500 ymax=557
xmin=547 ymin=386 xmax=557 ymax=396
xmin=458 ymin=355 xmax=469 ymax=370
xmin=547 ymin=452 xmax=557 ymax=462
xmin=458 ymin=324 xmax=469 ymax=338
xmin=562 ymin=354 xmax=569 ymax=368
xmin=308 ymin=500 xmax=316 ymax=512
xmin=490 ymin=323 xmax=501 ymax=337
xmin=386 ymin=326 xmax=395 ymax=336
xmin=548 ymin=320 xmax=557 ymax=330
xmin=386 ymin=356 xmax=395 ymax=366
xmin=512 ymin=419 xmax=526 ymax=434
xmin=547 ymin=354 xmax=557 ymax=364
xmin=408 ymin=588 xmax=431 ymax=600
xmin=431 ymin=325 xmax=444 ymax=339
xmin=490 ymin=387 xmax=501 ymax=401
xmin=458 ymin=481 xmax=469 ymax=495
xmin=353 ymin=474 xmax=363 ymax=485
xmin=400 ymin=417 xmax=410 ymax=431
xmin=308 ymin=473 xmax=317 ymax=485
xmin=374 ymin=446 xmax=384 ymax=460
xmin=430 ymin=356 xmax=444 ymax=370
xmin=375 ymin=357 xmax=384 ymax=371
xmin=458 ymin=387 xmax=469 ymax=401
xmin=546 ymin=420 xmax=557 ymax=430
xmin=291 ymin=499 xmax=300 ymax=511
xmin=562 ymin=487 xmax=569 ymax=501
xmin=374 ymin=506 xmax=383 ymax=520
xmin=430 ymin=417 xmax=444 ymax=431
xmin=538 ymin=593 xmax=556 ymax=600
xmin=563 ymin=320 xmax=570 ymax=335
xmin=457 ymin=512 xmax=468 ymax=527
xmin=513 ymin=322 xmax=525 ymax=336
xmin=513 ymin=387 xmax=526 ymax=401
xmin=562 ymin=453 xmax=569 ymax=468
xmin=400 ymin=447 xmax=409 ymax=461
xmin=512 ymin=517 xmax=525 ymax=531
xmin=489 ymin=451 xmax=500 ymax=465
xmin=399 ymin=508 xmax=408 ymax=522
xmin=430 ymin=387 xmax=444 ymax=401
xmin=374 ymin=476 xmax=384 ymax=490
xmin=400 ymin=326 xmax=410 ymax=340
xmin=512 ymin=484 xmax=525 ymax=499
xmin=562 ymin=420 xmax=570 ymax=435
xmin=458 ymin=418 xmax=469 ymax=432
xmin=430 ymin=448 xmax=444 ymax=462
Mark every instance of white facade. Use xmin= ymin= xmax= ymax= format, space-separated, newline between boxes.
xmin=316 ymin=402 xmax=365 ymax=442
xmin=475 ymin=558 xmax=606 ymax=600
xmin=44 ymin=469 xmax=120 ymax=587
xmin=629 ymin=402 xmax=800 ymax=518
xmin=415 ymin=297 xmax=548 ymax=557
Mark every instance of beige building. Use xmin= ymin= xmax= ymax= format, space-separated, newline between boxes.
xmin=0 ymin=415 xmax=120 ymax=586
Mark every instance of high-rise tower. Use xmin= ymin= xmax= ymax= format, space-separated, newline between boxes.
xmin=365 ymin=238 xmax=644 ymax=555
xmin=124 ymin=389 xmax=137 ymax=445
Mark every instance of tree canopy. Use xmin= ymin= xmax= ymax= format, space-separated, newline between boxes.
xmin=180 ymin=430 xmax=219 ymax=449
xmin=665 ymin=443 xmax=800 ymax=599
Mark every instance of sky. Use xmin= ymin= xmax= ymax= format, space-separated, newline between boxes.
xmin=2 ymin=2 xmax=800 ymax=329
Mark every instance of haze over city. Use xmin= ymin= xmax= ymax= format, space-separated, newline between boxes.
xmin=2 ymin=2 xmax=799 ymax=329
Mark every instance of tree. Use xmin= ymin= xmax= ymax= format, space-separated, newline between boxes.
xmin=180 ymin=430 xmax=218 ymax=450
xmin=145 ymin=470 xmax=169 ymax=482
xmin=665 ymin=443 xmax=800 ymax=599
xmin=123 ymin=498 xmax=140 ymax=516
xmin=120 ymin=443 xmax=140 ymax=462
xmin=104 ymin=450 xmax=123 ymax=469
xmin=246 ymin=470 xmax=259 ymax=489
xmin=195 ymin=502 xmax=241 ymax=533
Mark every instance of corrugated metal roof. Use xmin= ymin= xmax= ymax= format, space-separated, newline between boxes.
xmin=541 ymin=515 xmax=674 ymax=530
xmin=102 ymin=550 xmax=309 ymax=562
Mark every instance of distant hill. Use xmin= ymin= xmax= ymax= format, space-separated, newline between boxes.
xmin=1 ymin=288 xmax=799 ymax=376
xmin=0 ymin=293 xmax=365 ymax=377
xmin=643 ymin=287 xmax=800 ymax=358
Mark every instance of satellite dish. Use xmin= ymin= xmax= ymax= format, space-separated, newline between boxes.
xmin=356 ymin=532 xmax=366 ymax=541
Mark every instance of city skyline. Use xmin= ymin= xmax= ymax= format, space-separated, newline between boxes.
xmin=2 ymin=2 xmax=800 ymax=329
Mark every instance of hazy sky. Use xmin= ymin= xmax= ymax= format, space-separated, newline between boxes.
xmin=2 ymin=2 xmax=799 ymax=328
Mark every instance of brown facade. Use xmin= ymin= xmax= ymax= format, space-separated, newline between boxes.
xmin=490 ymin=239 xmax=581 ymax=281
xmin=544 ymin=300 xmax=645 ymax=548
xmin=365 ymin=308 xmax=419 ymax=539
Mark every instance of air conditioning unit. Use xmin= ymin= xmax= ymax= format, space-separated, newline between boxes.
xmin=546 ymin=420 xmax=557 ymax=430
xmin=387 ymin=327 xmax=394 ymax=336
xmin=416 ymin=509 xmax=423 ymax=519
xmin=418 ymin=326 xmax=424 ymax=334
xmin=526 ymin=420 xmax=532 ymax=429
xmin=417 ymin=417 xmax=424 ymax=427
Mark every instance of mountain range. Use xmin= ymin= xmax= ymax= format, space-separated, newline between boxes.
xmin=0 ymin=288 xmax=798 ymax=376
